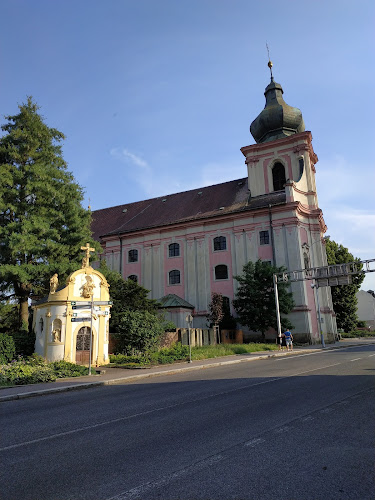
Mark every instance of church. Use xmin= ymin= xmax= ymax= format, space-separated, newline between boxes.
xmin=91 ymin=67 xmax=337 ymax=343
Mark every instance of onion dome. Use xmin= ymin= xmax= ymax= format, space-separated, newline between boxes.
xmin=250 ymin=77 xmax=305 ymax=144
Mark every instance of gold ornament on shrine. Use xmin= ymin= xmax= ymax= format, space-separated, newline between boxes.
xmin=81 ymin=243 xmax=95 ymax=269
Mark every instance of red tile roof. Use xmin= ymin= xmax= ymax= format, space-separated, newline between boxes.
xmin=91 ymin=177 xmax=286 ymax=241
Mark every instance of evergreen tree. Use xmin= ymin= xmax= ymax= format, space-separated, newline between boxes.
xmin=233 ymin=260 xmax=294 ymax=340
xmin=0 ymin=97 xmax=99 ymax=328
xmin=325 ymin=239 xmax=364 ymax=332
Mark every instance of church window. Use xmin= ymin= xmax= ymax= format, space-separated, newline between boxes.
xmin=39 ymin=317 xmax=44 ymax=333
xmin=169 ymin=270 xmax=181 ymax=285
xmin=128 ymin=249 xmax=138 ymax=262
xmin=169 ymin=243 xmax=180 ymax=257
xmin=128 ymin=274 xmax=138 ymax=283
xmin=298 ymin=158 xmax=304 ymax=179
xmin=272 ymin=162 xmax=286 ymax=191
xmin=260 ymin=230 xmax=270 ymax=245
xmin=222 ymin=296 xmax=230 ymax=311
xmin=214 ymin=236 xmax=226 ymax=251
xmin=215 ymin=264 xmax=228 ymax=280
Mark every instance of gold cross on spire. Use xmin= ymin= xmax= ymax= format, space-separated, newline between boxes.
xmin=266 ymin=42 xmax=274 ymax=80
xmin=81 ymin=243 xmax=95 ymax=269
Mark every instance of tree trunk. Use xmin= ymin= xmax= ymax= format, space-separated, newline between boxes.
xmin=19 ymin=297 xmax=29 ymax=329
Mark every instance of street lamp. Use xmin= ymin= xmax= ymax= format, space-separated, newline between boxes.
xmin=311 ymin=282 xmax=325 ymax=348
xmin=186 ymin=314 xmax=193 ymax=363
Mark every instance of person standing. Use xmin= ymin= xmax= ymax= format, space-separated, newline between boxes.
xmin=283 ymin=329 xmax=293 ymax=351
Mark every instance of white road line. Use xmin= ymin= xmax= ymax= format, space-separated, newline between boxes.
xmin=245 ymin=438 xmax=265 ymax=447
xmin=300 ymin=416 xmax=314 ymax=422
xmin=350 ymin=358 xmax=361 ymax=362
xmin=0 ymin=362 xmax=352 ymax=452
xmin=274 ymin=426 xmax=290 ymax=433
xmin=107 ymin=454 xmax=224 ymax=500
xmin=368 ymin=354 xmax=375 ymax=357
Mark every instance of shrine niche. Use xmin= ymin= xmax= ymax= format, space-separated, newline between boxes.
xmin=32 ymin=244 xmax=111 ymax=365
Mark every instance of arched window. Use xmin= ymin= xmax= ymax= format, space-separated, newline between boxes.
xmin=128 ymin=275 xmax=138 ymax=283
xmin=213 ymin=236 xmax=226 ymax=251
xmin=169 ymin=270 xmax=181 ymax=285
xmin=298 ymin=158 xmax=304 ymax=179
xmin=272 ymin=162 xmax=286 ymax=191
xmin=169 ymin=243 xmax=180 ymax=257
xmin=39 ymin=317 xmax=44 ymax=333
xmin=128 ymin=249 xmax=138 ymax=262
xmin=215 ymin=264 xmax=228 ymax=280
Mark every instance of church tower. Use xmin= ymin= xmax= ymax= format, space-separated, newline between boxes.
xmin=240 ymin=63 xmax=337 ymax=341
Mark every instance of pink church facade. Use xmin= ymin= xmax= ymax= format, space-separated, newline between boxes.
xmin=92 ymin=77 xmax=337 ymax=343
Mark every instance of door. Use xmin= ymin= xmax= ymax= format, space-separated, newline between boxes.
xmin=76 ymin=326 xmax=92 ymax=365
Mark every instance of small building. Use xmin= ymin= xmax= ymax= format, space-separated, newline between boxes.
xmin=356 ymin=290 xmax=375 ymax=330
xmin=33 ymin=245 xmax=112 ymax=365
xmin=158 ymin=293 xmax=195 ymax=329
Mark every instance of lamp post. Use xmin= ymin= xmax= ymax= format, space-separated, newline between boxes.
xmin=311 ymin=282 xmax=325 ymax=348
xmin=186 ymin=314 xmax=193 ymax=363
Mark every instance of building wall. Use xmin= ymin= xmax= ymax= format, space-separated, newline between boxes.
xmin=356 ymin=290 xmax=375 ymax=329
xmin=100 ymin=132 xmax=336 ymax=342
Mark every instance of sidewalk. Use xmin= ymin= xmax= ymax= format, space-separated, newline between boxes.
xmin=1 ymin=339 xmax=373 ymax=403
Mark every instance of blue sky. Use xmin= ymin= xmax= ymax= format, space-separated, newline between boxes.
xmin=1 ymin=0 xmax=374 ymax=290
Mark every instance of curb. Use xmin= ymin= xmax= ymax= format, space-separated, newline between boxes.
xmin=0 ymin=343 xmax=369 ymax=403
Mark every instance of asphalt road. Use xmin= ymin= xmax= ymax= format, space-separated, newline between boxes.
xmin=1 ymin=344 xmax=374 ymax=500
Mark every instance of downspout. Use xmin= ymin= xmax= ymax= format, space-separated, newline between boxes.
xmin=268 ymin=205 xmax=276 ymax=266
xmin=119 ymin=235 xmax=123 ymax=277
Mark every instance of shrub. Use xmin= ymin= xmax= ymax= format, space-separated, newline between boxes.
xmin=50 ymin=360 xmax=95 ymax=377
xmin=114 ymin=310 xmax=165 ymax=354
xmin=0 ymin=362 xmax=56 ymax=385
xmin=0 ymin=333 xmax=16 ymax=364
xmin=11 ymin=329 xmax=36 ymax=357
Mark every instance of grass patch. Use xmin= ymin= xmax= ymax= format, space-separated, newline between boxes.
xmin=109 ymin=343 xmax=277 ymax=367
xmin=341 ymin=330 xmax=375 ymax=338
xmin=190 ymin=343 xmax=278 ymax=360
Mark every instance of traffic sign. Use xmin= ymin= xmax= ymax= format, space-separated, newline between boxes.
xmin=71 ymin=317 xmax=91 ymax=322
xmin=70 ymin=300 xmax=112 ymax=306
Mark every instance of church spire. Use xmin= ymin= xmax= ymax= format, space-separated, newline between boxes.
xmin=249 ymin=57 xmax=305 ymax=144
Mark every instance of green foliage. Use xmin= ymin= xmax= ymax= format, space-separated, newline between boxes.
xmin=0 ymin=301 xmax=19 ymax=334
xmin=11 ymin=328 xmax=36 ymax=357
xmin=341 ymin=330 xmax=375 ymax=338
xmin=357 ymin=320 xmax=366 ymax=328
xmin=326 ymin=239 xmax=364 ymax=332
xmin=0 ymin=355 xmax=97 ymax=385
xmin=0 ymin=97 xmax=100 ymax=326
xmin=0 ymin=361 xmax=57 ymax=385
xmin=0 ymin=333 xmax=16 ymax=364
xmin=233 ymin=260 xmax=294 ymax=339
xmin=50 ymin=360 xmax=93 ymax=377
xmin=99 ymin=260 xmax=159 ymax=333
xmin=114 ymin=310 xmax=165 ymax=354
xmin=190 ymin=343 xmax=278 ymax=360
xmin=109 ymin=343 xmax=189 ymax=366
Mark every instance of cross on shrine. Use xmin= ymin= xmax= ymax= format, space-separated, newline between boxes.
xmin=81 ymin=243 xmax=95 ymax=268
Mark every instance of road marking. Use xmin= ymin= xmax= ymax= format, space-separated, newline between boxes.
xmin=300 ymin=416 xmax=314 ymax=422
xmin=350 ymin=358 xmax=361 ymax=362
xmin=245 ymin=438 xmax=265 ymax=447
xmin=320 ymin=408 xmax=333 ymax=413
xmin=368 ymin=354 xmax=375 ymax=357
xmin=0 ymin=362 xmax=356 ymax=452
xmin=106 ymin=454 xmax=224 ymax=500
xmin=274 ymin=426 xmax=290 ymax=433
